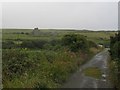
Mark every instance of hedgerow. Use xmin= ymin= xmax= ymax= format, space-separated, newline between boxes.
xmin=109 ymin=31 xmax=120 ymax=89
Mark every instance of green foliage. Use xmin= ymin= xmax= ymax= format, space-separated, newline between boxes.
xmin=62 ymin=34 xmax=89 ymax=52
xmin=110 ymin=31 xmax=120 ymax=60
xmin=21 ymin=40 xmax=47 ymax=49
xmin=21 ymin=41 xmax=34 ymax=48
xmin=111 ymin=41 xmax=120 ymax=59
xmin=88 ymin=41 xmax=97 ymax=48
xmin=43 ymin=50 xmax=56 ymax=63
xmin=2 ymin=30 xmax=103 ymax=88
xmin=49 ymin=39 xmax=61 ymax=46
xmin=3 ymin=49 xmax=30 ymax=80
xmin=2 ymin=41 xmax=16 ymax=49
xmin=3 ymin=39 xmax=62 ymax=51
xmin=109 ymin=31 xmax=120 ymax=89
xmin=43 ymin=39 xmax=63 ymax=51
xmin=3 ymin=49 xmax=79 ymax=88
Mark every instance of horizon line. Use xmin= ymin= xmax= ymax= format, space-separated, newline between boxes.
xmin=1 ymin=28 xmax=118 ymax=31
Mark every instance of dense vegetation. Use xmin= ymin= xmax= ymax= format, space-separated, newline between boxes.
xmin=109 ymin=31 xmax=120 ymax=89
xmin=3 ymin=29 xmax=102 ymax=88
xmin=62 ymin=34 xmax=89 ymax=52
xmin=3 ymin=29 xmax=117 ymax=88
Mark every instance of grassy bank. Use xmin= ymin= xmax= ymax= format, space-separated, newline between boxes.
xmin=108 ymin=59 xmax=120 ymax=89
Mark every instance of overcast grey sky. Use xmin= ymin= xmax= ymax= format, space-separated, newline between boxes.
xmin=2 ymin=2 xmax=118 ymax=30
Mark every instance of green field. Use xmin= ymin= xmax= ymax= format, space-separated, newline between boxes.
xmin=2 ymin=29 xmax=116 ymax=45
xmin=2 ymin=29 xmax=117 ymax=88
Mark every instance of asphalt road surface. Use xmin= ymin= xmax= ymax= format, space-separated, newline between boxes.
xmin=62 ymin=49 xmax=113 ymax=88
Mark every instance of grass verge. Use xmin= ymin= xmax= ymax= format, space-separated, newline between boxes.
xmin=83 ymin=67 xmax=102 ymax=79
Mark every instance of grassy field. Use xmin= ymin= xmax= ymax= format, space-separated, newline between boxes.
xmin=2 ymin=29 xmax=116 ymax=88
xmin=2 ymin=29 xmax=116 ymax=45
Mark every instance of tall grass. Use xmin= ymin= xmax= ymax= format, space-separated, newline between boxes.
xmin=3 ymin=47 xmax=97 ymax=88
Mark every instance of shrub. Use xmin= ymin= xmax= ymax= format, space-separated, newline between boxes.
xmin=62 ymin=34 xmax=89 ymax=52
xmin=88 ymin=41 xmax=97 ymax=48
xmin=21 ymin=40 xmax=47 ymax=49
xmin=111 ymin=41 xmax=120 ymax=59
xmin=21 ymin=41 xmax=35 ymax=49
xmin=109 ymin=31 xmax=120 ymax=89
xmin=3 ymin=49 xmax=32 ymax=80
xmin=25 ymin=33 xmax=29 ymax=35
xmin=21 ymin=32 xmax=24 ymax=34
xmin=43 ymin=51 xmax=56 ymax=63
xmin=2 ymin=41 xmax=15 ymax=49
xmin=49 ymin=39 xmax=61 ymax=46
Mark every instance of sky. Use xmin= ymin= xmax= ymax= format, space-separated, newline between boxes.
xmin=2 ymin=2 xmax=118 ymax=30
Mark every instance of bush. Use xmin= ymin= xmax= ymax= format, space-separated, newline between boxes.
xmin=21 ymin=32 xmax=24 ymax=34
xmin=62 ymin=34 xmax=89 ymax=52
xmin=2 ymin=41 xmax=15 ymax=49
xmin=33 ymin=40 xmax=47 ymax=49
xmin=111 ymin=41 xmax=120 ymax=59
xmin=21 ymin=40 xmax=47 ymax=49
xmin=88 ymin=41 xmax=97 ymax=48
xmin=109 ymin=31 xmax=120 ymax=89
xmin=49 ymin=39 xmax=61 ymax=46
xmin=3 ymin=49 xmax=31 ymax=80
xmin=21 ymin=41 xmax=34 ymax=48
xmin=43 ymin=51 xmax=56 ymax=63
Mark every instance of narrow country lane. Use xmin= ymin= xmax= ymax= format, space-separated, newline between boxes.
xmin=62 ymin=49 xmax=113 ymax=88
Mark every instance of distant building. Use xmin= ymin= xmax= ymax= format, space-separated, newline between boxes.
xmin=32 ymin=27 xmax=40 ymax=36
xmin=34 ymin=27 xmax=39 ymax=30
xmin=31 ymin=28 xmax=58 ymax=36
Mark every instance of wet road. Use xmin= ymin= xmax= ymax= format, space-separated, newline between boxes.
xmin=62 ymin=49 xmax=113 ymax=88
